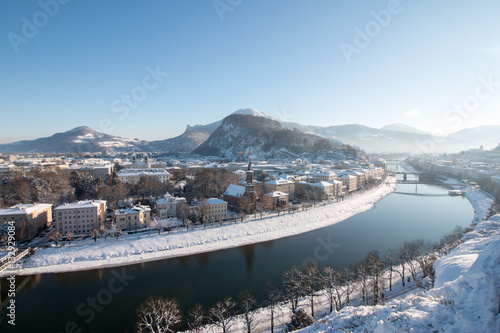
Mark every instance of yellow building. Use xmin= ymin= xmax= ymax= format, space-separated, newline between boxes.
xmin=0 ymin=203 xmax=53 ymax=241
xmin=115 ymin=205 xmax=151 ymax=230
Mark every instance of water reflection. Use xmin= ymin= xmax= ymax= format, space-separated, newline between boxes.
xmin=238 ymin=244 xmax=255 ymax=281
xmin=55 ymin=269 xmax=103 ymax=285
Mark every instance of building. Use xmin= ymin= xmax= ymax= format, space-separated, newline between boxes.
xmin=54 ymin=200 xmax=107 ymax=235
xmin=263 ymin=178 xmax=295 ymax=199
xmin=337 ymin=174 xmax=357 ymax=192
xmin=222 ymin=160 xmax=257 ymax=213
xmin=115 ymin=205 xmax=151 ymax=230
xmin=203 ymin=198 xmax=228 ymax=221
xmin=0 ymin=203 xmax=53 ymax=241
xmin=263 ymin=191 xmax=289 ymax=210
xmin=125 ymin=153 xmax=152 ymax=169
xmin=117 ymin=168 xmax=170 ymax=184
xmin=312 ymin=170 xmax=337 ymax=182
xmin=223 ymin=184 xmax=246 ymax=210
xmin=70 ymin=164 xmax=113 ymax=179
xmin=156 ymin=194 xmax=186 ymax=218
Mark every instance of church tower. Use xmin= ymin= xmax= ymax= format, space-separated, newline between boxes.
xmin=244 ymin=158 xmax=256 ymax=213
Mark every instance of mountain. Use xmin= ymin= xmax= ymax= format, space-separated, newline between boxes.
xmin=380 ymin=123 xmax=428 ymax=135
xmin=282 ymin=122 xmax=500 ymax=154
xmin=1 ymin=109 xmax=499 ymax=155
xmin=0 ymin=126 xmax=143 ymax=154
xmin=147 ymin=108 xmax=279 ymax=154
xmin=192 ymin=114 xmax=361 ymax=160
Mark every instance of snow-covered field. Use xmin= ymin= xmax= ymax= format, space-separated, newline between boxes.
xmin=295 ymin=180 xmax=500 ymax=333
xmin=0 ymin=180 xmax=396 ymax=277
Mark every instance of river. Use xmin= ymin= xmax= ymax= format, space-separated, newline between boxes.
xmin=0 ymin=161 xmax=473 ymax=332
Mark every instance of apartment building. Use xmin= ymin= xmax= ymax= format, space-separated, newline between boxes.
xmin=115 ymin=205 xmax=151 ymax=230
xmin=54 ymin=200 xmax=107 ymax=235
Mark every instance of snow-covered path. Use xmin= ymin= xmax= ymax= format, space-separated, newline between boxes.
xmin=1 ymin=180 xmax=395 ymax=277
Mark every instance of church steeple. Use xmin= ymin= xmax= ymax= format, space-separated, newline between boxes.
xmin=246 ymin=157 xmax=254 ymax=186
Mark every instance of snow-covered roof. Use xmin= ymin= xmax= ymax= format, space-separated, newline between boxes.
xmin=0 ymin=203 xmax=53 ymax=216
xmin=117 ymin=168 xmax=170 ymax=176
xmin=265 ymin=178 xmax=293 ymax=185
xmin=207 ymin=198 xmax=227 ymax=205
xmin=55 ymin=200 xmax=106 ymax=210
xmin=264 ymin=191 xmax=289 ymax=197
xmin=308 ymin=181 xmax=334 ymax=188
xmin=223 ymin=184 xmax=246 ymax=197
xmin=115 ymin=205 xmax=151 ymax=215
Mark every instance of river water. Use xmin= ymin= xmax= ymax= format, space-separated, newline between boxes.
xmin=0 ymin=161 xmax=473 ymax=332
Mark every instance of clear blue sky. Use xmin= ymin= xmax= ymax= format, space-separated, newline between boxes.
xmin=1 ymin=0 xmax=499 ymax=143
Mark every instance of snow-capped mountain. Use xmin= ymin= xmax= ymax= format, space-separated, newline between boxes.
xmin=0 ymin=126 xmax=143 ymax=154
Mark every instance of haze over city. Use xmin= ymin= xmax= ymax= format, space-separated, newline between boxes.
xmin=1 ymin=0 xmax=500 ymax=144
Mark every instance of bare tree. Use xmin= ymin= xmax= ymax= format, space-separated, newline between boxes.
xmin=101 ymin=225 xmax=110 ymax=241
xmin=265 ymin=282 xmax=282 ymax=333
xmin=135 ymin=296 xmax=181 ymax=333
xmin=323 ymin=266 xmax=344 ymax=313
xmin=366 ymin=250 xmax=383 ymax=305
xmin=114 ymin=227 xmax=122 ymax=240
xmin=65 ymin=231 xmax=74 ymax=245
xmin=385 ymin=249 xmax=396 ymax=291
xmin=188 ymin=304 xmax=205 ymax=333
xmin=282 ymin=266 xmax=304 ymax=315
xmin=177 ymin=202 xmax=192 ymax=229
xmin=166 ymin=222 xmax=173 ymax=233
xmin=50 ymin=231 xmax=62 ymax=246
xmin=396 ymin=246 xmax=406 ymax=287
xmin=152 ymin=217 xmax=162 ymax=235
xmin=400 ymin=241 xmax=419 ymax=281
xmin=91 ymin=228 xmax=100 ymax=243
xmin=239 ymin=291 xmax=258 ymax=333
xmin=356 ymin=260 xmax=370 ymax=305
xmin=342 ymin=266 xmax=355 ymax=306
xmin=302 ymin=263 xmax=321 ymax=318
xmin=209 ymin=297 xmax=237 ymax=333
xmin=198 ymin=200 xmax=211 ymax=226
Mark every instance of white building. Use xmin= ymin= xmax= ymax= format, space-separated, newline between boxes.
xmin=156 ymin=194 xmax=187 ymax=218
xmin=54 ymin=200 xmax=107 ymax=235
xmin=117 ymin=168 xmax=170 ymax=184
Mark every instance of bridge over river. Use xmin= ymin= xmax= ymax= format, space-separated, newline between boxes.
xmin=388 ymin=171 xmax=464 ymax=194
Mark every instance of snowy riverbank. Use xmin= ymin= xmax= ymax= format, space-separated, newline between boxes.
xmin=296 ymin=179 xmax=499 ymax=333
xmin=0 ymin=180 xmax=396 ymax=277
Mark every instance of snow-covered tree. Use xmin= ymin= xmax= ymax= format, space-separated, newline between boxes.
xmin=209 ymin=297 xmax=237 ymax=333
xmin=188 ymin=303 xmax=205 ymax=333
xmin=265 ymin=282 xmax=282 ymax=333
xmin=135 ymin=296 xmax=181 ymax=333
xmin=239 ymin=290 xmax=258 ymax=333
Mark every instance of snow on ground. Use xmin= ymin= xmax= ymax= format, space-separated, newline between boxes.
xmin=294 ymin=181 xmax=500 ymax=333
xmin=0 ymin=180 xmax=396 ymax=277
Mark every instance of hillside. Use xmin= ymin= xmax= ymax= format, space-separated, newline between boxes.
xmin=192 ymin=114 xmax=361 ymax=160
